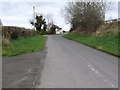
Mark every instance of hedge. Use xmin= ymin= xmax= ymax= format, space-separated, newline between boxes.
xmin=2 ymin=26 xmax=40 ymax=41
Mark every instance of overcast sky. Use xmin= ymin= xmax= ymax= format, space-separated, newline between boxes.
xmin=0 ymin=0 xmax=119 ymax=31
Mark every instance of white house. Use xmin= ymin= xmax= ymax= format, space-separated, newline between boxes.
xmin=46 ymin=23 xmax=53 ymax=32
xmin=56 ymin=29 xmax=63 ymax=34
xmin=47 ymin=23 xmax=62 ymax=34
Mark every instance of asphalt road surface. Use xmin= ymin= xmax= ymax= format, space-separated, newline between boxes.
xmin=3 ymin=49 xmax=46 ymax=88
xmin=35 ymin=35 xmax=118 ymax=88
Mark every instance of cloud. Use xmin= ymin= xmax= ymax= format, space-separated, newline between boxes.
xmin=0 ymin=0 xmax=68 ymax=2
xmin=62 ymin=24 xmax=71 ymax=31
xmin=105 ymin=2 xmax=118 ymax=20
xmin=0 ymin=2 xmax=66 ymax=29
xmin=35 ymin=4 xmax=66 ymax=27
xmin=1 ymin=16 xmax=27 ymax=21
xmin=0 ymin=1 xmax=118 ymax=30
xmin=5 ymin=23 xmax=31 ymax=28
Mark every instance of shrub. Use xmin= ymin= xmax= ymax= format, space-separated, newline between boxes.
xmin=40 ymin=29 xmax=48 ymax=35
xmin=2 ymin=26 xmax=41 ymax=46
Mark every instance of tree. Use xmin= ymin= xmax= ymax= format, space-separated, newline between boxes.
xmin=50 ymin=25 xmax=56 ymax=34
xmin=63 ymin=30 xmax=66 ymax=33
xmin=43 ymin=22 xmax=47 ymax=31
xmin=64 ymin=1 xmax=109 ymax=33
xmin=30 ymin=15 xmax=46 ymax=31
xmin=46 ymin=13 xmax=54 ymax=24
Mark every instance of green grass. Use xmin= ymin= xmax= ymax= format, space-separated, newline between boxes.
xmin=3 ymin=35 xmax=47 ymax=57
xmin=64 ymin=27 xmax=119 ymax=57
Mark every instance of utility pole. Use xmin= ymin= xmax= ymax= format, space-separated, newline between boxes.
xmin=33 ymin=6 xmax=35 ymax=30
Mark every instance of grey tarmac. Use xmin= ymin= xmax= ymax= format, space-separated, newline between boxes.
xmin=36 ymin=35 xmax=118 ymax=88
xmin=2 ymin=48 xmax=47 ymax=88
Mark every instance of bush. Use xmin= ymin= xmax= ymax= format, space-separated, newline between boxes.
xmin=2 ymin=26 xmax=40 ymax=44
xmin=64 ymin=2 xmax=108 ymax=33
xmin=40 ymin=29 xmax=48 ymax=35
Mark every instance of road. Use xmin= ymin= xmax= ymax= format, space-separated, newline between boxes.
xmin=3 ymin=49 xmax=46 ymax=88
xmin=35 ymin=35 xmax=118 ymax=88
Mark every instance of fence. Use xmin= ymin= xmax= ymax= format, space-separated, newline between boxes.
xmin=105 ymin=18 xmax=120 ymax=23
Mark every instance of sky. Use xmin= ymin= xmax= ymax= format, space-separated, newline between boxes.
xmin=0 ymin=0 xmax=119 ymax=31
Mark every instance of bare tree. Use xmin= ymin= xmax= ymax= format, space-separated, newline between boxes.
xmin=64 ymin=1 xmax=109 ymax=33
xmin=46 ymin=13 xmax=54 ymax=24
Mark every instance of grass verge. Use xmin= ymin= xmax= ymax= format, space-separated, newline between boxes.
xmin=64 ymin=32 xmax=119 ymax=57
xmin=3 ymin=35 xmax=47 ymax=57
